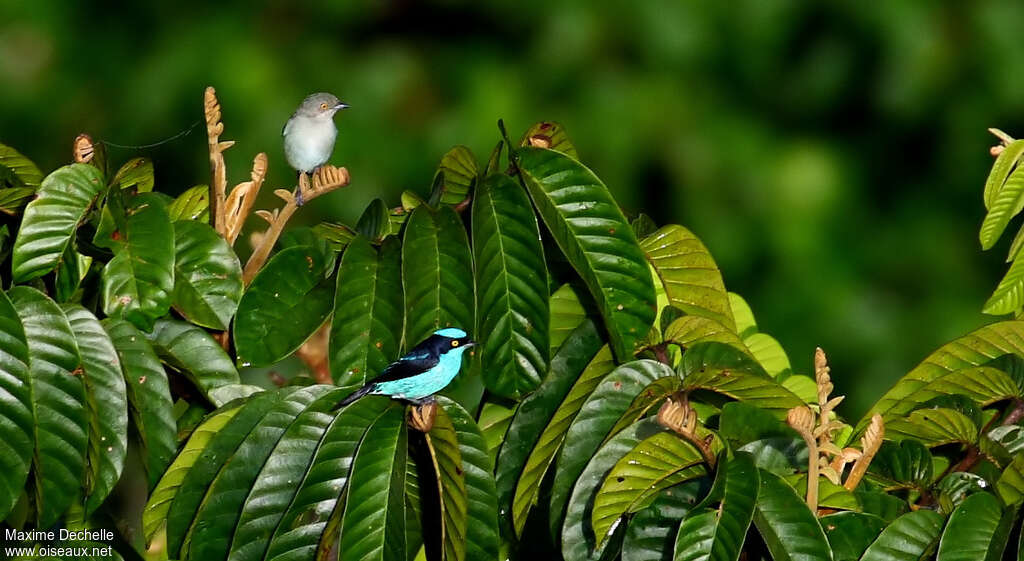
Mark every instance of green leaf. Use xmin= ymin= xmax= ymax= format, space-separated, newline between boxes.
xmin=519 ymin=121 xmax=578 ymax=159
xmin=753 ymin=469 xmax=832 ymax=561
xmin=336 ymin=403 xmax=408 ymax=561
xmin=167 ymin=185 xmax=210 ymax=222
xmin=235 ymin=245 xmax=334 ymax=367
xmin=549 ymin=283 xmax=592 ymax=355
xmin=515 ymin=147 xmax=656 ymax=360
xmin=435 ymin=145 xmax=477 ymax=206
xmin=112 ymin=157 xmax=154 ymax=192
xmin=312 ymin=221 xmax=356 ymax=253
xmin=171 ymin=219 xmax=242 ymax=330
xmin=262 ymin=397 xmax=391 ymax=561
xmin=985 ymin=139 xmax=1024 ymax=209
xmin=661 ymin=316 xmax=748 ymax=353
xmin=143 ymin=403 xmax=243 ymax=544
xmin=551 ymin=360 xmax=673 ymax=539
xmin=8 ymin=287 xmax=87 ymax=528
xmin=860 ymin=507 xmax=937 ymax=561
xmin=821 ymin=512 xmax=886 ymax=561
xmin=867 ymin=440 xmax=933 ymax=490
xmin=562 ymin=418 xmax=667 ymax=561
xmin=102 ymin=317 xmax=176 ymax=489
xmin=0 ymin=142 xmax=44 ymax=188
xmin=727 ymin=293 xmax=758 ymax=339
xmin=0 ymin=290 xmax=32 ymax=520
xmin=936 ymin=492 xmax=1013 ymax=561
xmin=101 ymin=192 xmax=175 ymax=331
xmin=0 ymin=187 xmax=36 ymax=215
xmin=12 ymin=164 xmax=104 ymax=282
xmin=985 ymin=254 xmax=1024 ymax=315
xmin=357 ymin=198 xmax=392 ymax=241
xmin=330 ymin=236 xmax=404 ymax=389
xmin=62 ymin=305 xmax=128 ymax=515
xmin=783 ymin=475 xmax=860 ymax=511
xmin=493 ymin=319 xmax=604 ymax=535
xmin=672 ymin=453 xmax=759 ymax=561
xmin=54 ymin=245 xmax=91 ymax=303
xmin=997 ymin=454 xmax=1024 ymax=505
xmin=982 ymin=163 xmax=1024 ymax=250
xmin=472 ymin=173 xmax=549 ymax=398
xmin=860 ymin=321 xmax=1024 ymax=433
xmin=424 ymin=402 xmax=469 ymax=561
xmin=719 ymin=402 xmax=797 ymax=446
xmin=886 ymin=408 xmax=978 ymax=448
xmin=622 ymin=480 xmax=707 ymax=561
xmin=477 ymin=399 xmax=515 ymax=458
xmin=853 ymin=490 xmax=909 ymax=523
xmin=145 ymin=318 xmax=240 ymax=403
xmin=605 ymin=376 xmax=684 ymax=441
xmin=641 ymin=225 xmax=735 ymax=332
xmin=227 ymin=387 xmax=348 ymax=561
xmin=593 ymin=433 xmax=706 ymax=547
xmin=402 ymin=205 xmax=476 ymax=404
xmin=681 ymin=342 xmax=805 ymax=416
xmin=438 ymin=396 xmax=500 ymax=561
xmin=744 ymin=333 xmax=791 ymax=377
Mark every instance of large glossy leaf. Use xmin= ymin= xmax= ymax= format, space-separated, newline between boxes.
xmin=235 ymin=245 xmax=334 ymax=367
xmin=171 ymin=219 xmax=242 ymax=330
xmin=859 ymin=510 xmax=945 ymax=561
xmin=167 ymin=184 xmax=210 ymax=222
xmin=143 ymin=404 xmax=243 ymax=544
xmin=672 ymin=453 xmax=759 ymax=561
xmin=514 ymin=147 xmax=656 ymax=360
xmin=562 ymin=418 xmax=667 ymax=561
xmin=820 ymin=512 xmax=886 ymax=561
xmin=262 ymin=398 xmax=391 ymax=561
xmin=681 ymin=342 xmax=805 ymax=416
xmin=8 ymin=287 xmax=87 ymax=527
xmin=424 ymin=402 xmax=469 ymax=561
xmin=435 ymin=145 xmax=477 ymax=206
xmin=330 ymin=236 xmax=404 ymax=389
xmin=550 ymin=359 xmax=672 ymax=539
xmin=439 ymin=396 xmax=500 ymax=561
xmin=472 ymin=172 xmax=549 ymax=398
xmin=885 ymin=408 xmax=978 ymax=448
xmin=102 ymin=318 xmax=176 ymax=489
xmin=858 ymin=321 xmax=1024 ymax=433
xmin=893 ymin=366 xmax=1020 ymax=412
xmin=0 ymin=290 xmax=32 ymax=520
xmin=62 ymin=305 xmax=128 ymax=515
xmin=402 ymin=205 xmax=476 ymax=404
xmin=593 ymin=433 xmax=706 ymax=547
xmin=752 ymin=469 xmax=832 ymax=561
xmin=12 ymin=164 xmax=104 ymax=282
xmin=336 ymin=403 xmax=408 ymax=561
xmin=641 ymin=225 xmax=735 ymax=332
xmin=622 ymin=480 xmax=707 ymax=561
xmin=0 ymin=142 xmax=44 ymax=188
xmin=981 ymin=163 xmax=1024 ymax=250
xmin=101 ymin=192 xmax=175 ymax=330
xmin=936 ymin=492 xmax=1013 ymax=561
xmin=145 ymin=318 xmax=240 ymax=404
xmin=493 ymin=319 xmax=603 ymax=534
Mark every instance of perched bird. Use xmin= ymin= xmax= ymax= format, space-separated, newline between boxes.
xmin=282 ymin=92 xmax=349 ymax=205
xmin=337 ymin=327 xmax=475 ymax=407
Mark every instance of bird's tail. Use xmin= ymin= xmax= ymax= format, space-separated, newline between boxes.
xmin=334 ymin=384 xmax=375 ymax=410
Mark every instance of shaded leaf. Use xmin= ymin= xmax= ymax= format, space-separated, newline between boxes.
xmin=753 ymin=469 xmax=832 ymax=561
xmin=424 ymin=402 xmax=469 ymax=561
xmin=672 ymin=453 xmax=759 ymax=561
xmin=167 ymin=185 xmax=210 ymax=222
xmin=549 ymin=283 xmax=592 ymax=355
xmin=821 ymin=512 xmax=885 ymax=561
xmin=171 ymin=219 xmax=242 ymax=330
xmin=622 ymin=480 xmax=707 ymax=561
xmin=936 ymin=492 xmax=1013 ymax=561
xmin=112 ymin=157 xmax=154 ymax=192
xmin=146 ymin=318 xmax=240 ymax=403
xmin=681 ymin=342 xmax=805 ymax=416
xmin=0 ymin=142 xmax=44 ymax=188
xmin=357 ymin=198 xmax=391 ymax=241
xmin=0 ymin=290 xmax=32 ymax=520
xmin=435 ymin=145 xmax=477 ymax=206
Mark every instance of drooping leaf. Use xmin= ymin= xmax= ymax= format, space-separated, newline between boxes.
xmin=435 ymin=145 xmax=477 ymax=206
xmin=62 ymin=304 xmax=128 ymax=515
xmin=641 ymin=225 xmax=735 ymax=332
xmin=336 ymin=403 xmax=409 ymax=561
xmin=997 ymin=454 xmax=1024 ymax=506
xmin=330 ymin=235 xmax=404 ymax=389
xmin=719 ymin=402 xmax=798 ymax=446
xmin=472 ymin=172 xmax=549 ymax=398
xmin=514 ymin=146 xmax=656 ymax=360
xmin=752 ymin=469 xmax=832 ymax=561
xmin=985 ymin=139 xmax=1024 ymax=210
xmin=0 ymin=290 xmax=32 ymax=520
xmin=235 ymin=245 xmax=334 ymax=367
xmin=12 ymin=164 xmax=104 ymax=282
xmin=102 ymin=317 xmax=176 ymax=490
xmin=672 ymin=453 xmax=759 ymax=561
xmin=53 ymin=243 xmax=91 ymax=303
xmin=549 ymin=283 xmax=592 ymax=355
xmin=477 ymin=399 xmax=515 ymax=458
xmin=167 ymin=185 xmax=210 ymax=222
xmin=101 ymin=192 xmax=175 ymax=331
xmin=984 ymin=254 xmax=1024 ymax=315
xmin=681 ymin=342 xmax=805 ymax=416
xmin=518 ymin=121 xmax=578 ymax=159
xmin=0 ymin=142 xmax=44 ymax=188
xmin=593 ymin=433 xmax=706 ymax=547
xmin=423 ymin=402 xmax=469 ymax=561
xmin=112 ymin=157 xmax=154 ymax=192
xmin=622 ymin=480 xmax=707 ymax=561
xmin=171 ymin=219 xmax=242 ymax=330
xmin=145 ymin=318 xmax=239 ymax=403
xmin=981 ymin=164 xmax=1024 ymax=250
xmin=357 ymin=198 xmax=392 ymax=242
xmin=821 ymin=512 xmax=886 ymax=561
xmin=9 ymin=287 xmax=87 ymax=528
xmin=550 ymin=360 xmax=674 ymax=539
xmin=936 ymin=492 xmax=1013 ymax=561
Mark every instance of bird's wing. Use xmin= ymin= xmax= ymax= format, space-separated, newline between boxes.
xmin=282 ymin=117 xmax=292 ymax=137
xmin=369 ymin=353 xmax=439 ymax=384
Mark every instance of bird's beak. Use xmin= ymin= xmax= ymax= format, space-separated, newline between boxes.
xmin=464 ymin=340 xmax=476 ymax=348
xmin=334 ymin=103 xmax=350 ymax=110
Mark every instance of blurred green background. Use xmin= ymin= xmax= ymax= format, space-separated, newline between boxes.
xmin=2 ymin=0 xmax=1022 ymax=417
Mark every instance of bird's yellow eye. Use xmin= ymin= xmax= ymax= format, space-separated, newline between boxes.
xmin=320 ymin=102 xmax=329 ymax=110
xmin=451 ymin=340 xmax=460 ymax=347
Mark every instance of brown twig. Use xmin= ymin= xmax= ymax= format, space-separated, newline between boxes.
xmin=224 ymin=153 xmax=267 ymax=245
xmin=1001 ymin=397 xmax=1024 ymax=426
xmin=788 ymin=406 xmax=819 ymax=510
xmin=241 ymin=165 xmax=350 ymax=284
xmin=204 ymin=87 xmax=234 ymax=237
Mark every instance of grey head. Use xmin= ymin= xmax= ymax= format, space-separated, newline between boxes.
xmin=293 ymin=92 xmax=349 ymax=120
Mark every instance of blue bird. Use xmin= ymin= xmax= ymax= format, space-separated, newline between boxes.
xmin=337 ymin=327 xmax=475 ymax=407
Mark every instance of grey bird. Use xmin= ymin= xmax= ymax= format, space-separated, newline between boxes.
xmin=283 ymin=92 xmax=349 ymax=204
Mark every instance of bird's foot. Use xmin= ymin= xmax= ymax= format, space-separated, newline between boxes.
xmin=407 ymin=398 xmax=438 ymax=432
xmin=294 ymin=187 xmax=305 ymax=207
